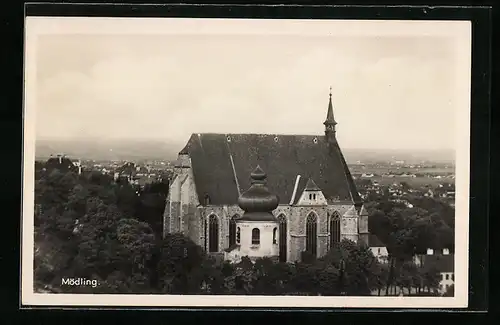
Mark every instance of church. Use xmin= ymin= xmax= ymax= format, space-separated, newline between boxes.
xmin=163 ymin=90 xmax=370 ymax=263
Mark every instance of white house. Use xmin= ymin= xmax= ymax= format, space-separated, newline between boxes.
xmin=368 ymin=234 xmax=389 ymax=264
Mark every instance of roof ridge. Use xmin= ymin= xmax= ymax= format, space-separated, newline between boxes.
xmin=195 ymin=132 xmax=324 ymax=137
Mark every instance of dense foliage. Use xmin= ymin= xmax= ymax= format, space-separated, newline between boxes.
xmin=34 ymin=166 xmax=451 ymax=296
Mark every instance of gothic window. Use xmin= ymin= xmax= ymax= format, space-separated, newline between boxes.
xmin=208 ymin=215 xmax=219 ymax=252
xmin=329 ymin=212 xmax=341 ymax=249
xmin=313 ymin=194 xmax=317 ymax=200
xmin=273 ymin=227 xmax=277 ymax=244
xmin=229 ymin=215 xmax=237 ymax=247
xmin=236 ymin=227 xmax=241 ymax=244
xmin=306 ymin=213 xmax=318 ymax=257
xmin=277 ymin=214 xmax=287 ymax=262
xmin=252 ymin=228 xmax=260 ymax=245
xmin=309 ymin=194 xmax=312 ymax=200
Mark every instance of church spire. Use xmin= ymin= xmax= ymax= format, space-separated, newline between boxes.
xmin=323 ymin=86 xmax=337 ymax=140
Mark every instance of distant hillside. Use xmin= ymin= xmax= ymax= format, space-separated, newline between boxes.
xmin=35 ymin=138 xmax=183 ymax=161
xmin=35 ymin=138 xmax=455 ymax=163
xmin=342 ymin=148 xmax=455 ymax=164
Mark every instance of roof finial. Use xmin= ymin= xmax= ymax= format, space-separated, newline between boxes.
xmin=329 ymin=86 xmax=332 ymax=98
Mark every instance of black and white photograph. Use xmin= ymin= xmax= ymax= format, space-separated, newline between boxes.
xmin=22 ymin=16 xmax=471 ymax=308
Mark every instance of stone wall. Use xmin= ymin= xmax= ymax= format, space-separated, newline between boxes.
xmin=163 ymin=175 xmax=365 ymax=262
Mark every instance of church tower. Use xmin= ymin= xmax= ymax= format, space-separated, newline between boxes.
xmin=224 ymin=165 xmax=280 ymax=263
xmin=324 ymin=87 xmax=338 ymax=143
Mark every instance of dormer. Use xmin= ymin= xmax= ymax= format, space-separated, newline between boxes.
xmin=295 ymin=178 xmax=328 ymax=206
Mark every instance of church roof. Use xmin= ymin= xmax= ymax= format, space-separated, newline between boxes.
xmin=180 ymin=133 xmax=362 ymax=206
xmin=304 ymin=178 xmax=321 ymax=191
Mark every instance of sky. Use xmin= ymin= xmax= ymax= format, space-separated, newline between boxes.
xmin=28 ymin=18 xmax=471 ymax=150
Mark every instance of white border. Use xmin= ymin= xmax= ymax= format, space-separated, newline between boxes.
xmin=22 ymin=17 xmax=472 ymax=308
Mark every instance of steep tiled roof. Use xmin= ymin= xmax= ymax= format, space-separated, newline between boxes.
xmin=369 ymin=234 xmax=385 ymax=247
xmin=181 ymin=133 xmax=362 ymax=206
xmin=422 ymin=254 xmax=454 ymax=273
xmin=304 ymin=178 xmax=321 ymax=191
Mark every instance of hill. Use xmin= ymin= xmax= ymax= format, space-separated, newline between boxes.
xmin=35 ymin=138 xmax=455 ymax=164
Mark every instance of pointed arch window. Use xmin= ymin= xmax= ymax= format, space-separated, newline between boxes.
xmin=236 ymin=227 xmax=241 ymax=244
xmin=329 ymin=212 xmax=341 ymax=248
xmin=208 ymin=215 xmax=219 ymax=252
xmin=306 ymin=213 xmax=318 ymax=256
xmin=273 ymin=227 xmax=277 ymax=244
xmin=229 ymin=215 xmax=238 ymax=247
xmin=277 ymin=214 xmax=287 ymax=262
xmin=252 ymin=228 xmax=260 ymax=245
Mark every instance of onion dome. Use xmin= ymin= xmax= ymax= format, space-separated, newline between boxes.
xmin=238 ymin=165 xmax=279 ymax=221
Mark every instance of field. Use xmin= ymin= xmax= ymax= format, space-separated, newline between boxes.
xmin=366 ymin=176 xmax=454 ymax=187
xmin=349 ymin=166 xmax=455 ymax=176
xmin=349 ymin=165 xmax=455 ymax=187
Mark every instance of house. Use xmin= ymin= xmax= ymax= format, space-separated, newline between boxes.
xmin=368 ymin=234 xmax=389 ymax=264
xmin=414 ymin=248 xmax=454 ymax=295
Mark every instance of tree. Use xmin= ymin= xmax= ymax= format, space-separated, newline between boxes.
xmin=35 ymin=169 xmax=78 ymax=213
xmin=136 ymin=191 xmax=166 ymax=237
xmin=252 ymin=258 xmax=298 ymax=295
xmin=285 ymin=261 xmax=322 ymax=295
xmin=70 ymin=201 xmax=126 ymax=280
xmin=319 ymin=239 xmax=380 ymax=296
xmin=397 ymin=261 xmax=418 ymax=295
xmin=156 ymin=233 xmax=206 ymax=294
xmin=114 ymin=183 xmax=140 ymax=218
xmin=419 ymin=263 xmax=441 ymax=294
xmin=443 ymin=284 xmax=454 ymax=297
xmin=369 ymin=262 xmax=389 ymax=296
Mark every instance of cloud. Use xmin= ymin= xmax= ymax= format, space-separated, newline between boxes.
xmin=34 ymin=34 xmax=457 ymax=150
